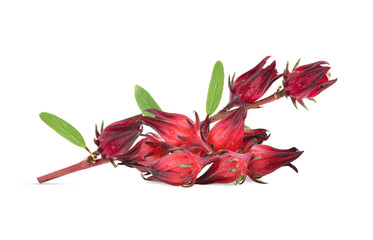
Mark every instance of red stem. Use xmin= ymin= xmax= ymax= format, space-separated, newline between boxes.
xmin=246 ymin=89 xmax=286 ymax=109
xmin=37 ymin=158 xmax=109 ymax=184
xmin=209 ymin=89 xmax=286 ymax=123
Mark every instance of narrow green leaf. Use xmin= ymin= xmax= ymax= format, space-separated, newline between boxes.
xmin=206 ymin=61 xmax=224 ymax=115
xmin=244 ymin=125 xmax=252 ymax=130
xmin=135 ymin=85 xmax=162 ymax=117
xmin=39 ymin=112 xmax=87 ymax=148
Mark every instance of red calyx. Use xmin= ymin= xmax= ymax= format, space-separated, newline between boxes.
xmin=207 ymin=107 xmax=247 ymax=152
xmin=116 ymin=133 xmax=172 ymax=172
xmin=94 ymin=114 xmax=142 ymax=160
xmin=143 ymin=148 xmax=207 ymax=187
xmin=283 ymin=61 xmax=337 ymax=109
xmin=247 ymin=145 xmax=303 ymax=183
xmin=238 ymin=128 xmax=270 ymax=153
xmin=229 ymin=56 xmax=282 ymax=106
xmin=141 ymin=109 xmax=211 ymax=153
xmin=196 ymin=150 xmax=253 ymax=185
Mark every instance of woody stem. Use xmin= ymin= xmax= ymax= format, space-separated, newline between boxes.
xmin=37 ymin=158 xmax=109 ymax=184
xmin=210 ymin=89 xmax=286 ymax=123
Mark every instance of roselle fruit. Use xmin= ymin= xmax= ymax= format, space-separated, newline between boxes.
xmin=142 ymin=149 xmax=216 ymax=187
xmin=283 ymin=61 xmax=337 ymax=109
xmin=196 ymin=150 xmax=252 ymax=185
xmin=228 ymin=56 xmax=282 ymax=106
xmin=141 ymin=109 xmax=211 ymax=153
xmin=239 ymin=128 xmax=270 ymax=153
xmin=247 ymin=145 xmax=303 ymax=183
xmin=94 ymin=114 xmax=142 ymax=161
xmin=207 ymin=107 xmax=247 ymax=152
xmin=117 ymin=133 xmax=172 ymax=172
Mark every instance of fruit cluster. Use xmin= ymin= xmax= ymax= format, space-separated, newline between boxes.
xmin=98 ymin=107 xmax=301 ymax=186
xmin=37 ymin=57 xmax=337 ymax=186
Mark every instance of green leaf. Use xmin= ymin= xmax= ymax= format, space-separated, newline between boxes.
xmin=135 ymin=85 xmax=162 ymax=117
xmin=206 ymin=61 xmax=224 ymax=115
xmin=39 ymin=112 xmax=87 ymax=148
xmin=244 ymin=125 xmax=252 ymax=130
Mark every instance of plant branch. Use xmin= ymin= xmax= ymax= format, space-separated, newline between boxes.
xmin=37 ymin=158 xmax=109 ymax=184
xmin=209 ymin=89 xmax=286 ymax=123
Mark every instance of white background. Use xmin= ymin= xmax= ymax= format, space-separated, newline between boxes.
xmin=1 ymin=0 xmax=372 ymax=239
